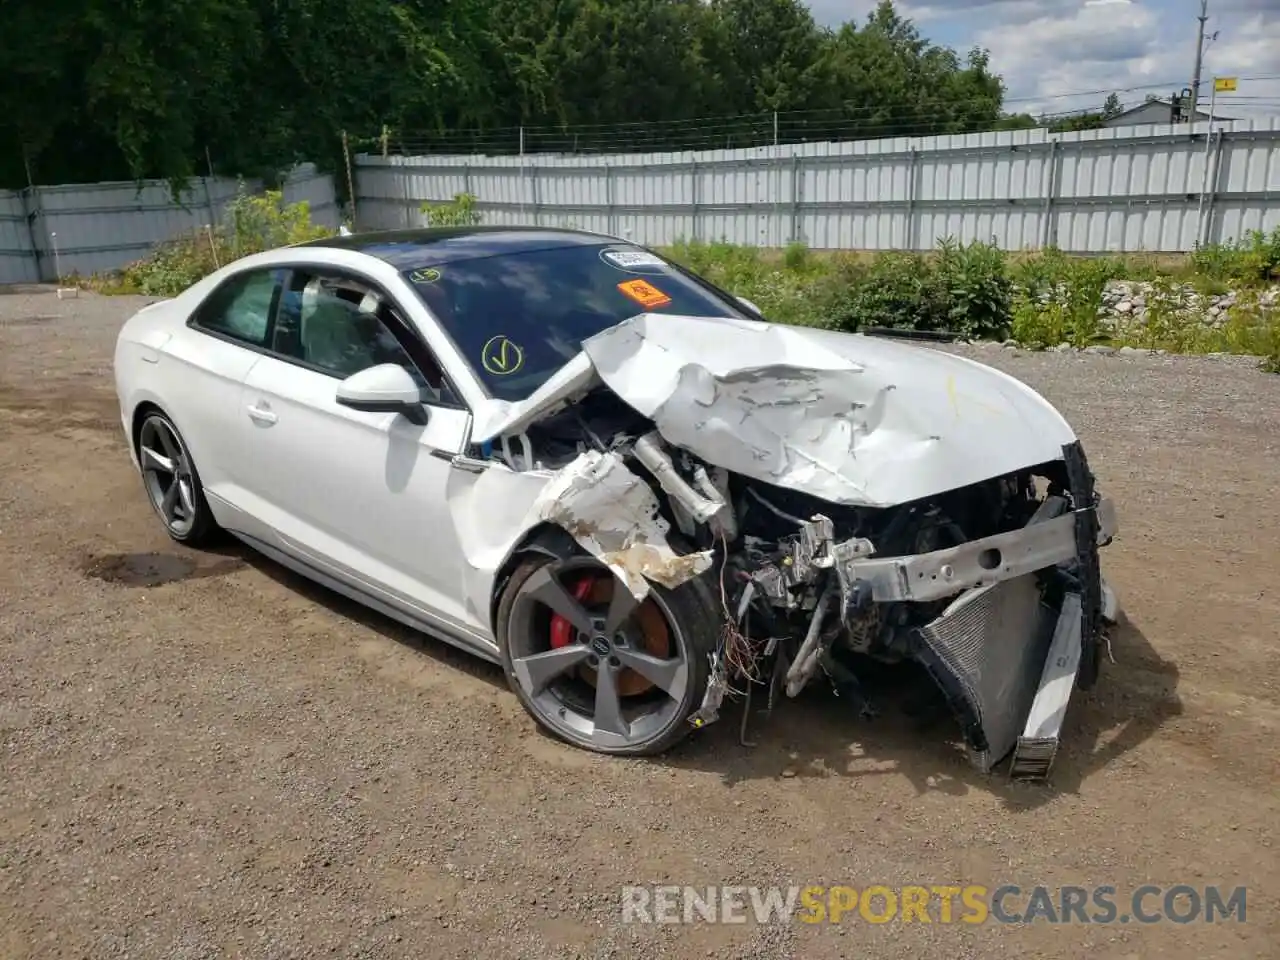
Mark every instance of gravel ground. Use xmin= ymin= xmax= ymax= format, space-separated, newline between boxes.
xmin=2 ymin=287 xmax=1278 ymax=959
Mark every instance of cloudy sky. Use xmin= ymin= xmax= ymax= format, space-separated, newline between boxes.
xmin=804 ymin=0 xmax=1280 ymax=118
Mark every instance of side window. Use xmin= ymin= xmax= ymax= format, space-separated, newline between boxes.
xmin=193 ymin=269 xmax=285 ymax=346
xmin=272 ymin=269 xmax=459 ymax=405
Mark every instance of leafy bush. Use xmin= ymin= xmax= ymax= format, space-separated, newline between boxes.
xmin=807 ymin=238 xmax=1012 ymax=340
xmin=1221 ymin=295 xmax=1280 ymax=373
xmin=934 ymin=238 xmax=1012 ymax=340
xmin=1010 ymin=246 xmax=1073 ymax=299
xmin=1190 ymin=227 xmax=1280 ymax=286
xmin=1010 ymin=293 xmax=1068 ymax=349
xmin=666 ymin=239 xmax=765 ymax=290
xmin=819 ymin=251 xmax=948 ymax=333
xmin=665 ymin=239 xmax=828 ymax=327
xmin=223 ymin=186 xmax=333 ymax=255
xmin=656 ymin=236 xmax=1278 ymax=372
xmin=782 ymin=241 xmax=811 ymax=273
xmin=421 ymin=193 xmax=482 ymax=227
xmin=88 ymin=197 xmax=1279 ymax=373
xmin=1127 ymin=277 xmax=1203 ymax=351
xmin=120 ymin=232 xmax=223 ymax=297
xmin=1059 ymin=258 xmax=1116 ymax=346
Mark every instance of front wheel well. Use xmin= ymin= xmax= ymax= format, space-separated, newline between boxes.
xmin=488 ymin=523 xmax=584 ymax=637
xmin=129 ymin=401 xmax=165 ymax=457
xmin=485 ymin=522 xmax=718 ymax=643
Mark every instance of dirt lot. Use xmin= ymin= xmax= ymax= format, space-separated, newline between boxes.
xmin=1 ymin=287 xmax=1277 ymax=960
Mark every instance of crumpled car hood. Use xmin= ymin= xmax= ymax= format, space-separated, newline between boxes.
xmin=472 ymin=313 xmax=1078 ymax=508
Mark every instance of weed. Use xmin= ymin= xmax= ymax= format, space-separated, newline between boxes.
xmin=934 ymin=237 xmax=1011 ymax=340
xmin=421 ymin=193 xmax=482 ymax=227
xmin=84 ymin=197 xmax=1280 ymax=373
xmin=1190 ymin=227 xmax=1280 ymax=286
xmin=659 ymin=237 xmax=1278 ymax=371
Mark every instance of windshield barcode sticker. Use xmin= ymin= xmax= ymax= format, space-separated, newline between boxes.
xmin=601 ymin=248 xmax=667 ymax=273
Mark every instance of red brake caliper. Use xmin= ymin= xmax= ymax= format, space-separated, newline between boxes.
xmin=549 ymin=576 xmax=594 ymax=649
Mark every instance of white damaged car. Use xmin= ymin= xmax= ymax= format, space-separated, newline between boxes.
xmin=113 ymin=227 xmax=1119 ymax=778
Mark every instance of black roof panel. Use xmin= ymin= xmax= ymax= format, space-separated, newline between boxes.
xmin=300 ymin=226 xmax=619 ymax=269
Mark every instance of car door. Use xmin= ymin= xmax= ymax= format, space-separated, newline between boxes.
xmin=164 ymin=266 xmax=287 ymax=517
xmin=234 ymin=265 xmax=486 ymax=641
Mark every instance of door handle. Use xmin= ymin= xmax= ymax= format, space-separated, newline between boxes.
xmin=246 ymin=403 xmax=278 ymax=425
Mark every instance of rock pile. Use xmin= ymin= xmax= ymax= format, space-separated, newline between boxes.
xmin=1097 ymin=281 xmax=1278 ymax=334
xmin=1020 ymin=280 xmax=1277 ymax=334
xmin=983 ymin=280 xmax=1278 ymax=363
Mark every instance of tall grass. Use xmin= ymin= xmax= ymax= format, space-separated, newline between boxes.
xmin=663 ymin=234 xmax=1279 ymax=372
xmin=84 ymin=202 xmax=1280 ymax=372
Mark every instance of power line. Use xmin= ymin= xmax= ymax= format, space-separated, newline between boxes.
xmin=369 ymin=73 xmax=1280 ymax=153
xmin=437 ymin=79 xmax=1190 ymax=137
xmin=358 ymin=74 xmax=1280 ymax=160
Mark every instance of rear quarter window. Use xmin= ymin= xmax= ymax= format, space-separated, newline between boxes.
xmin=192 ymin=269 xmax=286 ymax=347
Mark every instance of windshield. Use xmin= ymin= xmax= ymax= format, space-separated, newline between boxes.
xmin=401 ymin=242 xmax=748 ymax=401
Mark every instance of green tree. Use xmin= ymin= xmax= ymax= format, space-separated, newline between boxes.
xmin=0 ymin=0 xmax=1022 ymax=187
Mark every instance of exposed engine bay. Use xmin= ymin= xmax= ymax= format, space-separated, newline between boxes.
xmin=476 ymin=380 xmax=1119 ymax=781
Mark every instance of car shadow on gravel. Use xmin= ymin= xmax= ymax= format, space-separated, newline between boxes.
xmin=217 ymin=539 xmax=508 ymax=689
xmin=659 ymin=616 xmax=1181 ymax=812
xmin=127 ymin=536 xmax=1182 ymax=808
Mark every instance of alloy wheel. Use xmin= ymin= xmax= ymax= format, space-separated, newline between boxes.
xmin=138 ymin=415 xmax=198 ymax=538
xmin=505 ymin=557 xmax=692 ymax=752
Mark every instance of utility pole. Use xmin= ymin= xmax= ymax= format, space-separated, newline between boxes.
xmin=1188 ymin=0 xmax=1209 ymax=119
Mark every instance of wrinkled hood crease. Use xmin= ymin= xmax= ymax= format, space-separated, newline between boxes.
xmin=472 ymin=313 xmax=1078 ymax=508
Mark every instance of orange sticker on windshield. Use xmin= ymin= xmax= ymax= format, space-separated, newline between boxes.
xmin=617 ymin=278 xmax=672 ymax=309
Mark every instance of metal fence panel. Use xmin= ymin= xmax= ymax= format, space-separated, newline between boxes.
xmin=0 ymin=190 xmax=37 ymax=284
xmin=282 ymin=163 xmax=340 ymax=229
xmin=34 ymin=177 xmax=248 ymax=279
xmin=355 ymin=118 xmax=1280 ymax=253
xmin=0 ymin=163 xmax=337 ymax=284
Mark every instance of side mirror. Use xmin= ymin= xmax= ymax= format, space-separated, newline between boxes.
xmin=336 ymin=363 xmax=428 ymax=424
xmin=736 ymin=295 xmax=763 ymax=316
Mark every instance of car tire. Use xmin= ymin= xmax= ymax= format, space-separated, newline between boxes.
xmin=135 ymin=410 xmax=220 ymax=547
xmin=496 ymin=551 xmax=720 ymax=756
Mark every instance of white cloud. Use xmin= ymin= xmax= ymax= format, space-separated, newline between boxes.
xmin=803 ymin=0 xmax=881 ymax=24
xmin=804 ymin=0 xmax=1280 ymax=120
xmin=976 ymin=1 xmax=1166 ymax=112
xmin=1217 ymin=0 xmax=1280 ymax=12
xmin=898 ymin=0 xmax=1056 ymax=23
xmin=806 ymin=0 xmax=1054 ymax=23
xmin=1200 ymin=14 xmax=1280 ymax=117
xmin=1205 ymin=13 xmax=1280 ymax=76
xmin=966 ymin=1 xmax=1280 ymax=116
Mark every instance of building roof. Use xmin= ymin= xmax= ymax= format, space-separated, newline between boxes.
xmin=1103 ymin=99 xmax=1235 ymax=125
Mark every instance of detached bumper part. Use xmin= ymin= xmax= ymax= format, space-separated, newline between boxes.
xmin=1009 ymin=592 xmax=1083 ymax=779
xmin=914 ymin=575 xmax=1057 ymax=774
xmin=913 ymin=441 xmax=1107 ymax=781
